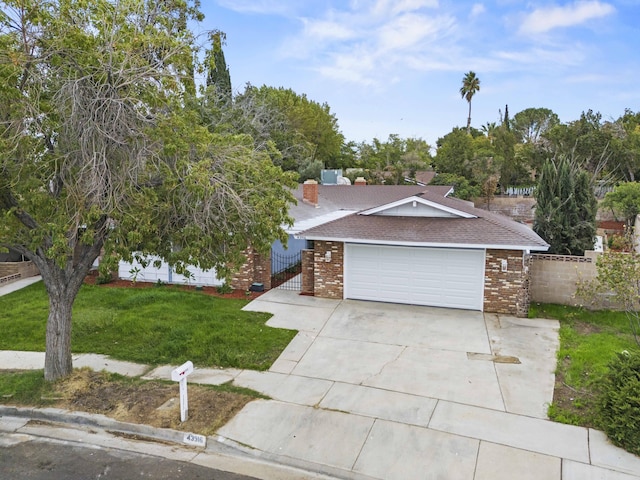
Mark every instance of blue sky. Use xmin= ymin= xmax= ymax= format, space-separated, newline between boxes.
xmin=194 ymin=1 xmax=639 ymax=147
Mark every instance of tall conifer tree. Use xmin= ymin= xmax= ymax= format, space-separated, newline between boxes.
xmin=206 ymin=31 xmax=232 ymax=101
xmin=534 ymin=157 xmax=596 ymax=255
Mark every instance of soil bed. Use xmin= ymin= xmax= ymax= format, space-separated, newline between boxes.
xmin=84 ymin=274 xmax=264 ymax=301
xmin=36 ymin=369 xmax=257 ymax=436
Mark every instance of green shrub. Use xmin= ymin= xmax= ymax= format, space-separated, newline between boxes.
xmin=95 ymin=271 xmax=114 ymax=285
xmin=216 ymin=283 xmax=233 ymax=294
xmin=597 ymin=351 xmax=640 ymax=455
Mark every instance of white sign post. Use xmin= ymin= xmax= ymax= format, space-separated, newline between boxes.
xmin=171 ymin=361 xmax=194 ymax=422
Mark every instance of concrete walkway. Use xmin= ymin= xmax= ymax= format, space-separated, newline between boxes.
xmin=1 ymin=281 xmax=639 ymax=479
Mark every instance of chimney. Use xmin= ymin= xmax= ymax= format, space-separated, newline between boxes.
xmin=303 ymin=179 xmax=319 ymax=206
xmin=354 ymin=177 xmax=367 ymax=186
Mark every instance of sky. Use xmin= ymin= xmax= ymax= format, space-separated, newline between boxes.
xmin=194 ymin=0 xmax=640 ymax=147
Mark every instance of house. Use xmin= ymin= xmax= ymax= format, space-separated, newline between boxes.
xmin=279 ymin=180 xmax=549 ymax=317
xmin=116 ymin=179 xmax=549 ymax=316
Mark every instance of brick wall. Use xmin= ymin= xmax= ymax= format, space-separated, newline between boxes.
xmin=253 ymin=252 xmax=272 ymax=290
xmin=230 ymin=248 xmax=272 ymax=291
xmin=313 ymin=241 xmax=344 ymax=299
xmin=529 ymin=251 xmax=599 ymax=307
xmin=301 ymin=249 xmax=314 ymax=295
xmin=484 ymin=250 xmax=530 ymax=317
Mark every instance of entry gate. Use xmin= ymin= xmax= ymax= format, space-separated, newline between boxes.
xmin=271 ymin=249 xmax=302 ymax=290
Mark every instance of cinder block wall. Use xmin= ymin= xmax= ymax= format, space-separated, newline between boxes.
xmin=0 ymin=261 xmax=38 ymax=279
xmin=313 ymin=241 xmax=344 ymax=299
xmin=529 ymin=252 xmax=598 ymax=306
xmin=484 ymin=250 xmax=530 ymax=317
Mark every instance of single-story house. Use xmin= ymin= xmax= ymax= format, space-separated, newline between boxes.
xmin=116 ymin=179 xmax=549 ymax=316
xmin=260 ymin=180 xmax=549 ymax=317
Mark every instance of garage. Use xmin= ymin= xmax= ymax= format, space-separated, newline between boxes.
xmin=345 ymin=244 xmax=485 ymax=310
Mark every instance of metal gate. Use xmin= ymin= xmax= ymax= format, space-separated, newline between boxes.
xmin=271 ymin=249 xmax=302 ymax=290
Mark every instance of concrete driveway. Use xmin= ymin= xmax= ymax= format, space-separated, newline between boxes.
xmin=217 ymin=289 xmax=640 ymax=480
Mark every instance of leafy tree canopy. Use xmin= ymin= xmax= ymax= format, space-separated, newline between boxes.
xmin=602 ymin=182 xmax=640 ymax=226
xmin=511 ymin=108 xmax=560 ymax=145
xmin=429 ymin=173 xmax=480 ymax=200
xmin=0 ymin=0 xmax=297 ymax=381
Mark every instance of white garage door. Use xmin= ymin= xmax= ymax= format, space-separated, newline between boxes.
xmin=345 ymin=244 xmax=485 ymax=310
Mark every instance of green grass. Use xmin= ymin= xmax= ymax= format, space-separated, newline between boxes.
xmin=0 ymin=370 xmax=56 ymax=405
xmin=530 ymin=303 xmax=638 ymax=427
xmin=0 ymin=283 xmax=296 ymax=370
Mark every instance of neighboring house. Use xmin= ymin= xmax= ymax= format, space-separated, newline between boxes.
xmin=287 ymin=180 xmax=549 ymax=317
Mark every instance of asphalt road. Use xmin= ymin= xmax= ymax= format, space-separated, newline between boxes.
xmin=0 ymin=435 xmax=260 ymax=480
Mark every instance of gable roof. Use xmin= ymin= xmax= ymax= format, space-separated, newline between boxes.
xmin=360 ymin=195 xmax=477 ymax=218
xmin=297 ymin=189 xmax=549 ymax=251
xmin=287 ymin=184 xmax=453 ymax=231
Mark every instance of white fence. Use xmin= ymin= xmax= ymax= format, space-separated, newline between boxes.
xmin=118 ymin=256 xmax=223 ymax=287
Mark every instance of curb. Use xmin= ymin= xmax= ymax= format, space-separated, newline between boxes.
xmin=0 ymin=406 xmax=374 ymax=480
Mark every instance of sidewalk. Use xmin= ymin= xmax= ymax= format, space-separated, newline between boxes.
xmin=1 ymin=279 xmax=640 ymax=479
xmin=3 ymin=347 xmax=640 ymax=480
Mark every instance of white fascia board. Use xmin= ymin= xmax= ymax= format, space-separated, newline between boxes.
xmin=300 ymin=236 xmax=549 ymax=251
xmin=285 ymin=210 xmax=358 ymax=235
xmin=359 ymin=196 xmax=476 ymax=218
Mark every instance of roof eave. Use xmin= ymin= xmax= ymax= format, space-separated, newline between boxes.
xmin=297 ymin=235 xmax=550 ymax=251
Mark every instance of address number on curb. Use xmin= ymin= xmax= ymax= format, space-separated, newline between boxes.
xmin=183 ymin=432 xmax=207 ymax=447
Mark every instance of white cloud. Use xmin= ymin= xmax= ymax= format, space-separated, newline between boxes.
xmin=494 ymin=46 xmax=586 ymax=67
xmin=301 ymin=18 xmax=356 ymax=41
xmin=377 ymin=14 xmax=446 ymax=51
xmin=390 ymin=0 xmax=439 ymax=15
xmin=470 ymin=3 xmax=486 ymax=17
xmin=519 ymin=1 xmax=615 ymax=35
xmin=281 ymin=1 xmax=458 ymax=87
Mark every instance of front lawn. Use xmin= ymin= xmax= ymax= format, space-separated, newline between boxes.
xmin=530 ymin=303 xmax=638 ymax=427
xmin=0 ymin=282 xmax=296 ymax=370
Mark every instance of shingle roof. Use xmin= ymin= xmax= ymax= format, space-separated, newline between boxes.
xmin=288 ymin=184 xmax=453 ymax=225
xmin=298 ymin=189 xmax=549 ymax=251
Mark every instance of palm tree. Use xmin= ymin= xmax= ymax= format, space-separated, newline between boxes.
xmin=460 ymin=71 xmax=480 ymax=134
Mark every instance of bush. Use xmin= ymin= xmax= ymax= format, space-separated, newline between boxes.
xmin=217 ymin=283 xmax=233 ymax=294
xmin=597 ymin=351 xmax=640 ymax=455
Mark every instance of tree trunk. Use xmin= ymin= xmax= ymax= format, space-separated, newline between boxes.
xmin=467 ymin=101 xmax=472 ymax=134
xmin=44 ymin=286 xmax=76 ymax=381
xmin=38 ymin=245 xmax=103 ymax=381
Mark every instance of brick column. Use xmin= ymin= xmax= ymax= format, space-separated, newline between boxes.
xmin=301 ymin=249 xmax=314 ymax=295
xmin=230 ymin=247 xmax=256 ymax=291
xmin=253 ymin=252 xmax=272 ymax=290
xmin=313 ymin=241 xmax=344 ymax=299
xmin=484 ymin=249 xmax=530 ymax=317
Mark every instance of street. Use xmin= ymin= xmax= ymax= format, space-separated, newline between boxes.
xmin=0 ymin=434 xmax=259 ymax=480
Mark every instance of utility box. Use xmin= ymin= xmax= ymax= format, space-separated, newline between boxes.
xmin=321 ymin=169 xmax=342 ymax=185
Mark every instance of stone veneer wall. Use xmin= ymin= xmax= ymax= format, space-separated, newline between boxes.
xmin=230 ymin=248 xmax=271 ymax=291
xmin=301 ymin=249 xmax=314 ymax=295
xmin=313 ymin=241 xmax=344 ymax=299
xmin=484 ymin=249 xmax=530 ymax=317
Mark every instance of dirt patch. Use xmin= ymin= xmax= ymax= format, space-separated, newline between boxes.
xmin=84 ymin=274 xmax=264 ymax=301
xmin=573 ymin=321 xmax=602 ymax=335
xmin=43 ymin=370 xmax=254 ymax=436
xmin=551 ymin=357 xmax=598 ymax=427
